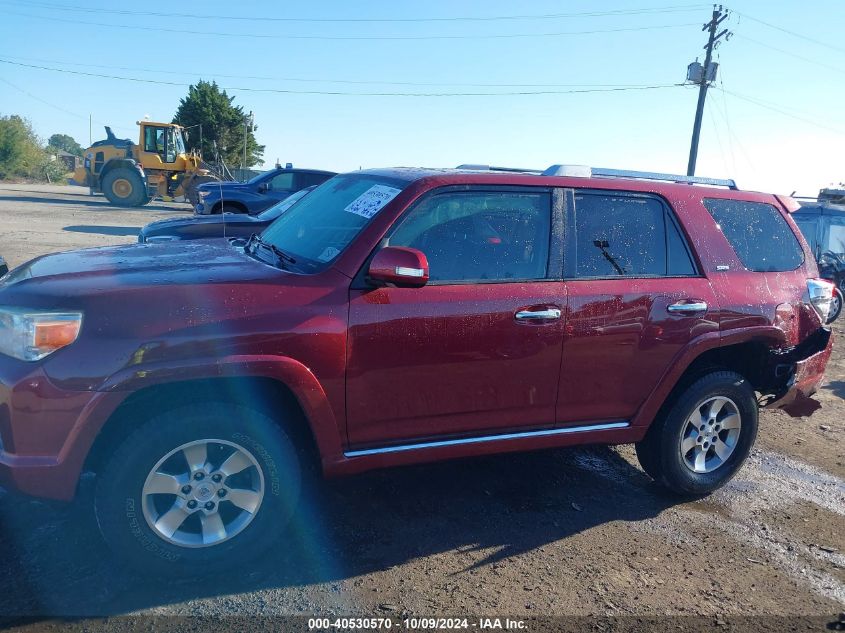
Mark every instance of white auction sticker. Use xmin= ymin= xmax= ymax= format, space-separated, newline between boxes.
xmin=344 ymin=184 xmax=402 ymax=219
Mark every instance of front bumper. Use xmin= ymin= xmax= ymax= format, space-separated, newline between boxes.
xmin=195 ymin=202 xmax=210 ymax=215
xmin=764 ymin=328 xmax=833 ymax=417
xmin=0 ymin=361 xmax=120 ymax=501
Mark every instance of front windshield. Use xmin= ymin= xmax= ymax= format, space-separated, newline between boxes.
xmin=247 ymin=169 xmax=274 ymax=185
xmin=174 ymin=128 xmax=186 ymax=154
xmin=260 ymin=174 xmax=406 ymax=271
xmin=256 ymin=186 xmax=314 ymax=221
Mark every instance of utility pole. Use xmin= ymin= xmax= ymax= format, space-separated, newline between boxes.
xmin=242 ymin=110 xmax=254 ymax=177
xmin=686 ymin=5 xmax=731 ymax=176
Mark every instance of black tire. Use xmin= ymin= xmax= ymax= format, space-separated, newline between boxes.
xmin=101 ymin=167 xmax=147 ymax=207
xmin=94 ymin=403 xmax=302 ymax=575
xmin=827 ymin=287 xmax=843 ymax=324
xmin=635 ymin=371 xmax=758 ymax=495
xmin=218 ymin=203 xmax=248 ymax=215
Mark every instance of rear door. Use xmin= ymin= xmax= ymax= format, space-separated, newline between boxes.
xmin=346 ymin=186 xmax=567 ymax=448
xmin=556 ymin=189 xmax=719 ymax=424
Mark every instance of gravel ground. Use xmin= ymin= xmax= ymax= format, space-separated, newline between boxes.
xmin=0 ymin=184 xmax=842 ymax=625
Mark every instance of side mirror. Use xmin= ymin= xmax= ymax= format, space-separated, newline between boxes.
xmin=368 ymin=246 xmax=429 ymax=288
xmin=258 ymin=182 xmax=270 ymax=192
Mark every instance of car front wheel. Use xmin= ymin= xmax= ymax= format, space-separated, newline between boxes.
xmin=94 ymin=403 xmax=302 ymax=575
xmin=635 ymin=371 xmax=758 ymax=495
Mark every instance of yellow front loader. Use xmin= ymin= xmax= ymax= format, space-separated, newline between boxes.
xmin=71 ymin=121 xmax=218 ymax=207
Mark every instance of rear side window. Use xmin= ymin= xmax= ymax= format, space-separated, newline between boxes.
xmin=569 ymin=193 xmax=696 ymax=278
xmin=703 ymin=199 xmax=804 ymax=272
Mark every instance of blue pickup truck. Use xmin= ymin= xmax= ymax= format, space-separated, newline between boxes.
xmin=194 ymin=166 xmax=335 ymax=215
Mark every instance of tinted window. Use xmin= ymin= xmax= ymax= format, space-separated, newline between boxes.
xmin=793 ymin=215 xmax=819 ymax=254
xmin=703 ymin=199 xmax=803 ymax=272
xmin=667 ymin=216 xmax=696 ymax=276
xmin=297 ymin=172 xmax=332 ymax=188
xmin=269 ymin=172 xmax=294 ymax=190
xmin=389 ymin=191 xmax=551 ymax=282
xmin=571 ymin=193 xmax=687 ymax=277
xmin=826 ymin=218 xmax=845 ymax=258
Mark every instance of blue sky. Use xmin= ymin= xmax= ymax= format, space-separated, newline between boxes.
xmin=0 ymin=0 xmax=842 ymax=196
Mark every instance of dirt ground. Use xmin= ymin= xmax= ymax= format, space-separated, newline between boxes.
xmin=0 ymin=184 xmax=842 ymax=625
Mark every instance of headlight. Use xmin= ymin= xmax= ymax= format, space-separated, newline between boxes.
xmin=0 ymin=308 xmax=82 ymax=361
xmin=144 ymin=235 xmax=180 ymax=243
xmin=198 ymin=190 xmax=210 ymax=199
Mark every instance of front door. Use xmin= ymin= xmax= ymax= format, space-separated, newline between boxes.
xmin=557 ymin=189 xmax=719 ymax=424
xmin=346 ymin=187 xmax=566 ymax=448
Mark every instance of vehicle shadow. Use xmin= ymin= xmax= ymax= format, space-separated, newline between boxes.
xmin=822 ymin=379 xmax=845 ymax=399
xmin=63 ymin=225 xmax=140 ymax=237
xmin=0 ymin=195 xmax=187 ymax=213
xmin=0 ymin=446 xmax=679 ymax=618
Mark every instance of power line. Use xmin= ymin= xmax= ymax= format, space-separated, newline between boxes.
xmin=0 ymin=76 xmax=134 ymax=134
xmin=733 ymin=34 xmax=845 ymax=75
xmin=717 ymin=87 xmax=845 ymax=136
xmin=0 ymin=1 xmax=709 ymax=23
xmin=2 ymin=11 xmax=699 ymax=40
xmin=734 ymin=10 xmax=845 ymax=55
xmin=0 ymin=58 xmax=685 ymax=97
xmin=0 ymin=52 xmax=673 ymax=90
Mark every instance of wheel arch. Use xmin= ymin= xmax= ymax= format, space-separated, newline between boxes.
xmin=82 ymin=359 xmax=344 ymax=481
xmin=631 ymin=327 xmax=788 ymax=430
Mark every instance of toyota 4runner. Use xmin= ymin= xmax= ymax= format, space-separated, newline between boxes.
xmin=0 ymin=165 xmax=833 ymax=573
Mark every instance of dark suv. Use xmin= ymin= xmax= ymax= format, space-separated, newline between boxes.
xmin=792 ymin=198 xmax=845 ymax=322
xmin=194 ymin=166 xmax=335 ymax=215
xmin=0 ymin=165 xmax=833 ymax=574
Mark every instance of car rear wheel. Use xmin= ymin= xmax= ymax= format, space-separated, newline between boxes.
xmin=94 ymin=403 xmax=302 ymax=575
xmin=635 ymin=371 xmax=757 ymax=495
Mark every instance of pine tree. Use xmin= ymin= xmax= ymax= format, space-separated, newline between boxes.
xmin=173 ymin=80 xmax=264 ymax=168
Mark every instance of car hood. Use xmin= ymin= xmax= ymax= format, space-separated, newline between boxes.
xmin=197 ymin=181 xmax=252 ymax=192
xmin=0 ymin=240 xmax=281 ymax=303
xmin=141 ymin=214 xmax=259 ymax=232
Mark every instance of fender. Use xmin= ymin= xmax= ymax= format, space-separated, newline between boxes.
xmin=52 ymin=355 xmax=345 ymax=498
xmin=630 ymin=325 xmax=789 ymax=432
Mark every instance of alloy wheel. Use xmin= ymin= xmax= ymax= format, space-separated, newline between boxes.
xmin=680 ymin=396 xmax=742 ymax=474
xmin=141 ymin=438 xmax=264 ymax=548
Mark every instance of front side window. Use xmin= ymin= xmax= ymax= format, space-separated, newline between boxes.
xmin=569 ymin=193 xmax=694 ymax=278
xmin=261 ymin=174 xmax=406 ymax=272
xmin=825 ymin=218 xmax=845 ymax=259
xmin=388 ymin=190 xmax=551 ymax=282
xmin=144 ymin=126 xmax=166 ymax=154
xmin=793 ymin=214 xmax=820 ymax=256
xmin=703 ymin=198 xmax=804 ymax=272
xmin=269 ymin=172 xmax=294 ymax=191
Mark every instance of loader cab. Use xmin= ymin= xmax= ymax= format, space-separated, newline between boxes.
xmin=138 ymin=122 xmax=186 ymax=168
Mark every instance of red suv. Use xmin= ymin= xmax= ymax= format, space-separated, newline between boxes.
xmin=0 ymin=165 xmax=833 ymax=573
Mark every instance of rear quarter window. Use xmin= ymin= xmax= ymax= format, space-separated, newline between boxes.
xmin=702 ymin=199 xmax=804 ymax=272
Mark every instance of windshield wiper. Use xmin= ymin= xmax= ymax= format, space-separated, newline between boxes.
xmin=246 ymin=233 xmax=297 ymax=269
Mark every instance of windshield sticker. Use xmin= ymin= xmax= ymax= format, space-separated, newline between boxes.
xmin=343 ymin=184 xmax=402 ymax=219
xmin=317 ymin=246 xmax=341 ymax=262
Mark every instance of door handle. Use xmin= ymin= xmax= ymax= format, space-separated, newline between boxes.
xmin=515 ymin=308 xmax=562 ymax=321
xmin=667 ymin=301 xmax=708 ymax=315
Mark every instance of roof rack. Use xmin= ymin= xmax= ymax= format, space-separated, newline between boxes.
xmin=456 ymin=164 xmax=541 ymax=174
xmin=456 ymin=163 xmax=737 ymax=189
xmin=542 ymin=165 xmax=738 ymax=189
